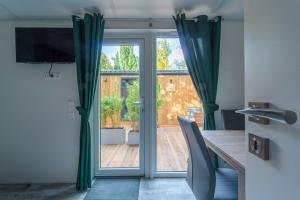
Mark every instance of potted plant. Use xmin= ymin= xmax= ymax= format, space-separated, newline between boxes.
xmin=125 ymin=81 xmax=139 ymax=145
xmin=126 ymin=81 xmax=164 ymax=145
xmin=100 ymin=96 xmax=126 ymax=144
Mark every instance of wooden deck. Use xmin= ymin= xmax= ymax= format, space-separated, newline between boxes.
xmin=100 ymin=126 xmax=189 ymax=171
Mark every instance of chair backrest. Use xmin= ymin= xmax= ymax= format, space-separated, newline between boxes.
xmin=177 ymin=116 xmax=216 ymax=200
xmin=221 ymin=109 xmax=245 ymax=130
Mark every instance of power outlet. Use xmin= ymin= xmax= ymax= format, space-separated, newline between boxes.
xmin=43 ymin=72 xmax=61 ymax=79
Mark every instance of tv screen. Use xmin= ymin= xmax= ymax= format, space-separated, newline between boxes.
xmin=15 ymin=28 xmax=75 ymax=63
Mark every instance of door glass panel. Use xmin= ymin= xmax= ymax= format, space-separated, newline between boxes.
xmin=99 ymin=43 xmax=141 ymax=169
xmin=156 ymin=37 xmax=204 ymax=172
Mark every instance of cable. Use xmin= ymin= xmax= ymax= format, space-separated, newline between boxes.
xmin=48 ymin=63 xmax=54 ymax=78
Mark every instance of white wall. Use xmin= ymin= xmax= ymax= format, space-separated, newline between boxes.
xmin=0 ymin=20 xmax=80 ymax=183
xmin=245 ymin=0 xmax=300 ymax=199
xmin=215 ymin=21 xmax=244 ymax=129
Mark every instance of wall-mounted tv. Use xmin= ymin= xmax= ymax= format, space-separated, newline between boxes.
xmin=15 ymin=28 xmax=75 ymax=63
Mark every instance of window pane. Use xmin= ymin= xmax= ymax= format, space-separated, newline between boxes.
xmin=156 ymin=37 xmax=203 ymax=172
xmin=156 ymin=38 xmax=187 ymax=70
xmin=99 ymin=44 xmax=140 ymax=169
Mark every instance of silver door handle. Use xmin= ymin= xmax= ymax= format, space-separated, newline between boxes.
xmin=133 ymin=99 xmax=144 ymax=112
xmin=133 ymin=99 xmax=143 ymax=105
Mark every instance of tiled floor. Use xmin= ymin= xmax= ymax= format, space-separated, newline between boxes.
xmin=0 ymin=184 xmax=86 ymax=200
xmin=85 ymin=178 xmax=195 ymax=200
xmin=138 ymin=178 xmax=196 ymax=200
xmin=85 ymin=179 xmax=140 ymax=200
xmin=0 ymin=178 xmax=196 ymax=200
xmin=0 ymin=178 xmax=195 ymax=200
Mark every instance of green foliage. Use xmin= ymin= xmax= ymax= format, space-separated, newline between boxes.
xmin=101 ymin=96 xmax=122 ymax=128
xmin=112 ymin=52 xmax=120 ymax=70
xmin=100 ymin=53 xmax=113 ymax=70
xmin=157 ymin=39 xmax=171 ymax=70
xmin=119 ymin=45 xmax=138 ymax=70
xmin=111 ymin=45 xmax=138 ymax=70
xmin=125 ymin=81 xmax=140 ymax=131
xmin=125 ymin=81 xmax=164 ymax=131
xmin=156 ymin=84 xmax=164 ymax=109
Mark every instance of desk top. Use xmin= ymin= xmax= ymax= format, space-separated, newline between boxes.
xmin=201 ymin=130 xmax=246 ymax=173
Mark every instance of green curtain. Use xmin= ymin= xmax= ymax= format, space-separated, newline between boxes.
xmin=174 ymin=14 xmax=221 ymax=130
xmin=72 ymin=13 xmax=105 ymax=191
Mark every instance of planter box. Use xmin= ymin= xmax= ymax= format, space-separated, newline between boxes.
xmin=101 ymin=128 xmax=126 ymax=144
xmin=128 ymin=131 xmax=139 ymax=145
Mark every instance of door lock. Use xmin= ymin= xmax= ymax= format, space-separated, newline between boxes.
xmin=249 ymin=133 xmax=269 ymax=160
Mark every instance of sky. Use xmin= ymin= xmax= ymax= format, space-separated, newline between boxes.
xmin=102 ymin=45 xmax=139 ymax=63
xmin=101 ymin=38 xmax=186 ymax=69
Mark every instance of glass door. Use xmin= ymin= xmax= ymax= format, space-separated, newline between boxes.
xmin=95 ymin=38 xmax=145 ymax=176
xmin=154 ymin=36 xmax=204 ymax=175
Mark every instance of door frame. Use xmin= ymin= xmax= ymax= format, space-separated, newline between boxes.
xmin=94 ymin=31 xmax=187 ymax=178
xmin=151 ymin=32 xmax=187 ymax=178
xmin=94 ymin=32 xmax=152 ymax=177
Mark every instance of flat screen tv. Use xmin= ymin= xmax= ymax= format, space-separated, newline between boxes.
xmin=15 ymin=28 xmax=75 ymax=63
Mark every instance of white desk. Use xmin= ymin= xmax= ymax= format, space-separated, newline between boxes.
xmin=201 ymin=130 xmax=246 ymax=200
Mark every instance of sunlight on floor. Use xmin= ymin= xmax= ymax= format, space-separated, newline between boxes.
xmin=100 ymin=126 xmax=189 ymax=171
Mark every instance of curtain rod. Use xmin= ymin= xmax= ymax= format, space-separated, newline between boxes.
xmin=175 ymin=9 xmax=224 ymax=20
xmin=105 ymin=16 xmax=224 ymax=23
xmin=105 ymin=18 xmax=173 ymax=22
xmin=175 ymin=15 xmax=224 ymax=21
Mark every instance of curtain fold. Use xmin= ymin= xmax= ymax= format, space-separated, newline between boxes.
xmin=72 ymin=13 xmax=105 ymax=191
xmin=174 ymin=14 xmax=221 ymax=130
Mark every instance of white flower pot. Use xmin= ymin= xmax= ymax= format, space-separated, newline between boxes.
xmin=101 ymin=128 xmax=126 ymax=144
xmin=128 ymin=131 xmax=139 ymax=145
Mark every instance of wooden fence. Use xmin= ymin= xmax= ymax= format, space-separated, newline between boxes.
xmin=100 ymin=74 xmax=203 ymax=126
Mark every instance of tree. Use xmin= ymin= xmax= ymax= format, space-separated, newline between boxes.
xmin=112 ymin=52 xmax=120 ymax=70
xmin=100 ymin=53 xmax=113 ymax=70
xmin=111 ymin=45 xmax=138 ymax=70
xmin=157 ymin=39 xmax=171 ymax=70
xmin=119 ymin=45 xmax=138 ymax=70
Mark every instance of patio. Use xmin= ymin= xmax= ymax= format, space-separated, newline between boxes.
xmin=100 ymin=126 xmax=189 ymax=171
xmin=99 ymin=71 xmax=203 ymax=171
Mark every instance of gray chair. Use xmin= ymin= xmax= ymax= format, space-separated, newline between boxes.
xmin=177 ymin=116 xmax=238 ymax=200
xmin=221 ymin=109 xmax=245 ymax=130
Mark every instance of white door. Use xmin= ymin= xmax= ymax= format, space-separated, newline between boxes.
xmin=94 ymin=32 xmax=198 ymax=177
xmin=95 ymin=37 xmax=145 ymax=176
xmin=245 ymin=0 xmax=300 ymax=199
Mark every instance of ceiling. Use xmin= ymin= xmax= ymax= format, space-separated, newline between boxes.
xmin=0 ymin=0 xmax=243 ymax=20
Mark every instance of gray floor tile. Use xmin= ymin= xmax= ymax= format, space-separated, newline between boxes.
xmin=138 ymin=178 xmax=196 ymax=200
xmin=84 ymin=178 xmax=140 ymax=200
xmin=0 ymin=184 xmax=86 ymax=200
xmin=0 ymin=178 xmax=195 ymax=200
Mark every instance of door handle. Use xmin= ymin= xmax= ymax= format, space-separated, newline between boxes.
xmin=133 ymin=101 xmax=142 ymax=105
xmin=133 ymin=99 xmax=144 ymax=112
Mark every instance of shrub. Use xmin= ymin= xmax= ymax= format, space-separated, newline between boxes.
xmin=125 ymin=81 xmax=140 ymax=131
xmin=101 ymin=96 xmax=122 ymax=128
xmin=125 ymin=81 xmax=164 ymax=131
